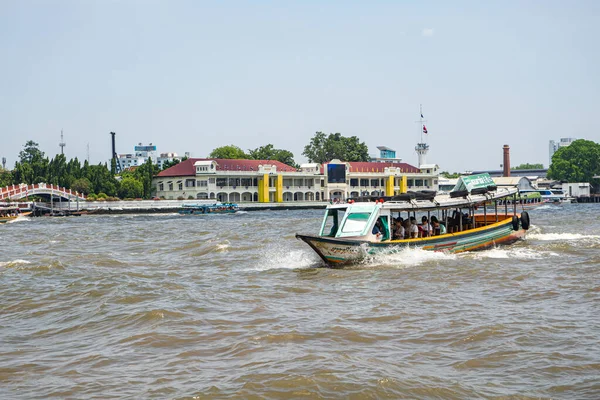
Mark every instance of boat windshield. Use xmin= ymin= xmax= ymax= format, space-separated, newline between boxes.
xmin=340 ymin=212 xmax=371 ymax=233
xmin=320 ymin=208 xmax=346 ymax=237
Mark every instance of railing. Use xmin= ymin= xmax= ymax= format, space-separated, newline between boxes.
xmin=0 ymin=183 xmax=86 ymax=201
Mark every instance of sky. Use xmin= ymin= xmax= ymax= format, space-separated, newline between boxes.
xmin=1 ymin=0 xmax=599 ymax=173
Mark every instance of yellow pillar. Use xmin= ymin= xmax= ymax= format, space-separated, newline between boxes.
xmin=386 ymin=176 xmax=394 ymax=196
xmin=399 ymin=176 xmax=408 ymax=194
xmin=275 ymin=174 xmax=283 ymax=203
xmin=258 ymin=174 xmax=270 ymax=203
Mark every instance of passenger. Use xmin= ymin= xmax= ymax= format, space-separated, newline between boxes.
xmin=372 ymin=220 xmax=383 ymax=240
xmin=393 ymin=218 xmax=405 ymax=240
xmin=420 ymin=216 xmax=432 ymax=237
xmin=408 ymin=217 xmax=419 ymax=238
xmin=430 ymin=216 xmax=446 ymax=235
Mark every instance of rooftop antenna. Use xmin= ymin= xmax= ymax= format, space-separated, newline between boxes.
xmin=414 ymin=104 xmax=430 ymax=168
xmin=59 ymin=129 xmax=66 ymax=155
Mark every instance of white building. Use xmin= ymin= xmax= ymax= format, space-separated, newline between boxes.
xmin=117 ymin=143 xmax=183 ymax=171
xmin=153 ymin=158 xmax=440 ymax=202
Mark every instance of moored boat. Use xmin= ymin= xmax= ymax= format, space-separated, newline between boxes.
xmin=296 ymin=173 xmax=531 ymax=266
xmin=178 ymin=202 xmax=239 ymax=215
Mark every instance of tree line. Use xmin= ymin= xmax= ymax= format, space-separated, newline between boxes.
xmin=0 ymin=140 xmax=159 ymax=200
xmin=2 ymin=137 xmax=597 ymax=199
xmin=0 ymin=133 xmax=371 ymax=199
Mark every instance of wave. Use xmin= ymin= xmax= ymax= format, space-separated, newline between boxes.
xmin=362 ymin=247 xmax=457 ymax=268
xmin=527 ymin=232 xmax=600 ymax=241
xmin=465 ymin=247 xmax=559 ymax=260
xmin=0 ymin=259 xmax=32 ymax=268
xmin=249 ymin=245 xmax=321 ymax=271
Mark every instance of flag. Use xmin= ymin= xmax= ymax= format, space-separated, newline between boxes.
xmin=423 ymin=125 xmax=428 ymax=134
xmin=421 ymin=113 xmax=424 ymax=118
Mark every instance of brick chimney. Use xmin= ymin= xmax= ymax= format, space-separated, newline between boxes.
xmin=503 ymin=145 xmax=510 ymax=177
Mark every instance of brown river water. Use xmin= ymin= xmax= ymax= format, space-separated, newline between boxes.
xmin=1 ymin=204 xmax=599 ymax=399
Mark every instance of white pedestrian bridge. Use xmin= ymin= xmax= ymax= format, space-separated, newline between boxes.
xmin=0 ymin=183 xmax=86 ymax=201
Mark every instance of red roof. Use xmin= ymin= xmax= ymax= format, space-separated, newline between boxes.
xmin=157 ymin=158 xmax=298 ymax=177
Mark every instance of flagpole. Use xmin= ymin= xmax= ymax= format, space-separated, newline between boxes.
xmin=419 ymin=104 xmax=423 ymax=143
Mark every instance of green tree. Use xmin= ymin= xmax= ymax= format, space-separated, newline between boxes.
xmin=209 ymin=145 xmax=248 ymax=159
xmin=71 ymin=177 xmax=92 ymax=194
xmin=547 ymin=139 xmax=600 ymax=184
xmin=0 ymin=168 xmax=12 ymax=187
xmin=161 ymin=159 xmax=180 ymax=170
xmin=119 ymin=176 xmax=144 ymax=199
xmin=513 ymin=163 xmax=544 ymax=170
xmin=247 ymin=144 xmax=298 ymax=168
xmin=133 ymin=158 xmax=160 ymax=198
xmin=19 ymin=140 xmax=45 ymax=164
xmin=302 ymin=132 xmax=369 ymax=164
xmin=440 ymin=171 xmax=461 ymax=178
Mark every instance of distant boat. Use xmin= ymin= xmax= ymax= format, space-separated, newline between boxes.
xmin=519 ymin=189 xmax=575 ymax=204
xmin=178 ymin=202 xmax=239 ymax=215
xmin=0 ymin=206 xmax=30 ymax=223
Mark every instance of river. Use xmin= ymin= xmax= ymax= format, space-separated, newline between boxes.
xmin=1 ymin=204 xmax=599 ymax=399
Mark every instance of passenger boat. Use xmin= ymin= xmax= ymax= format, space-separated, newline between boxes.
xmin=178 ymin=202 xmax=239 ymax=215
xmin=0 ymin=206 xmax=29 ymax=223
xmin=296 ymin=173 xmax=531 ymax=266
xmin=519 ymin=189 xmax=575 ymax=204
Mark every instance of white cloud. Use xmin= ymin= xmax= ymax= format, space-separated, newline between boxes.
xmin=422 ymin=28 xmax=434 ymax=37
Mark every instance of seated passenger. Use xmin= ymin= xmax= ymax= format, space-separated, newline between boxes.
xmin=430 ymin=216 xmax=446 ymax=235
xmin=420 ymin=216 xmax=432 ymax=237
xmin=393 ymin=218 xmax=405 ymax=240
xmin=372 ymin=220 xmax=383 ymax=240
xmin=408 ymin=217 xmax=419 ymax=238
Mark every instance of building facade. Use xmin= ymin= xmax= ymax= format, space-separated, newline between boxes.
xmin=117 ymin=143 xmax=184 ymax=171
xmin=153 ymin=158 xmax=440 ymax=202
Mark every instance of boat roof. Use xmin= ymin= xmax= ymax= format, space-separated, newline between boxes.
xmin=332 ymin=186 xmax=518 ymax=213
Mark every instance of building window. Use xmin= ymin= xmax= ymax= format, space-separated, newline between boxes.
xmin=178 ymin=182 xmax=183 ymax=190
xmin=216 ymin=178 xmax=227 ymax=187
xmin=360 ymin=178 xmax=369 ymax=186
xmin=370 ymin=179 xmax=379 ymax=187
xmin=158 ymin=183 xmax=164 ymax=191
xmin=168 ymin=182 xmax=173 ymax=191
xmin=198 ymin=180 xmax=208 ymax=187
xmin=350 ymin=178 xmax=358 ymax=187
xmin=415 ymin=179 xmax=423 ymax=187
xmin=241 ymin=178 xmax=252 ymax=187
xmin=185 ymin=179 xmax=195 ymax=187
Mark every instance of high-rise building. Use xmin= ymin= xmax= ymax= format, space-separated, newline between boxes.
xmin=117 ymin=143 xmax=182 ymax=171
xmin=549 ymin=138 xmax=576 ymax=166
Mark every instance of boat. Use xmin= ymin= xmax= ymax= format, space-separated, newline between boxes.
xmin=519 ymin=189 xmax=574 ymax=204
xmin=178 ymin=202 xmax=239 ymax=215
xmin=0 ymin=206 xmax=30 ymax=223
xmin=296 ymin=173 xmax=531 ymax=266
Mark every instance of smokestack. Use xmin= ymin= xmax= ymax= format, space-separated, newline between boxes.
xmin=110 ymin=132 xmax=118 ymax=174
xmin=503 ymin=144 xmax=510 ymax=177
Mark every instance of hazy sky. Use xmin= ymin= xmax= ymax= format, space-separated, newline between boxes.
xmin=1 ymin=0 xmax=599 ymax=173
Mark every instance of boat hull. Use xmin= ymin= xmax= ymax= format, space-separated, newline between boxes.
xmin=296 ymin=218 xmax=526 ymax=266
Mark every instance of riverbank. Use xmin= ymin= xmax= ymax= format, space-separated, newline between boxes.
xmin=27 ymin=199 xmax=327 ymax=216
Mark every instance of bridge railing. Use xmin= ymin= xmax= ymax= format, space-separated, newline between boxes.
xmin=0 ymin=183 xmax=86 ymax=201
